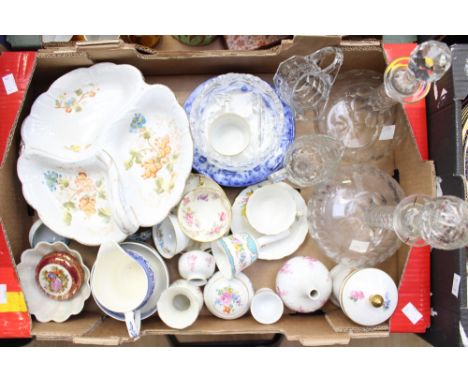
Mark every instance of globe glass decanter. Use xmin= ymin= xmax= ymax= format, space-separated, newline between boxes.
xmin=364 ymin=194 xmax=468 ymax=250
xmin=307 ymin=164 xmax=405 ymax=267
xmin=317 ymin=40 xmax=452 ymax=162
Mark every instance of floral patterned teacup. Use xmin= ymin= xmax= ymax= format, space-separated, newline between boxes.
xmin=178 ymin=250 xmax=216 ymax=286
xmin=212 ymin=232 xmax=289 ymax=279
xmin=153 ymin=214 xmax=192 ymax=259
xmin=157 ymin=279 xmax=203 ymax=329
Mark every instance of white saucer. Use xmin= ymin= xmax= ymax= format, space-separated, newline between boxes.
xmin=231 ymin=181 xmax=308 ymax=260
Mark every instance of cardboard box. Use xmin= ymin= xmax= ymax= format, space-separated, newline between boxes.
xmin=0 ymin=36 xmax=435 ymax=345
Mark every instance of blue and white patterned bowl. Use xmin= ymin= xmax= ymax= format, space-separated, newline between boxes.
xmin=184 ymin=73 xmax=295 ymax=187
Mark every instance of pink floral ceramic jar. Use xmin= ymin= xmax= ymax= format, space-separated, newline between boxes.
xmin=275 ymin=256 xmax=332 ymax=313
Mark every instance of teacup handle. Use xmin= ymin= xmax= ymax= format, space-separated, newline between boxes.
xmin=305 ymin=47 xmax=343 ymax=85
xmin=257 ymin=229 xmax=291 ymax=247
xmin=124 ymin=310 xmax=141 ymax=339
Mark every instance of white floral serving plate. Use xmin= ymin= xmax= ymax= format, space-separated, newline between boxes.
xmin=21 ymin=63 xmax=144 ymax=163
xmin=17 ymin=242 xmax=91 ymax=323
xmin=231 ymin=181 xmax=308 ymax=260
xmin=18 ymin=64 xmax=193 ymax=245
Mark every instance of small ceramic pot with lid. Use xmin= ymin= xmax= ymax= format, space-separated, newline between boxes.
xmin=275 ymin=256 xmax=332 ymax=313
xmin=204 ymin=271 xmax=254 ymax=320
xmin=333 ymin=266 xmax=398 ymax=326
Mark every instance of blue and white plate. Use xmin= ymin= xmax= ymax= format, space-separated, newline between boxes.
xmin=184 ymin=73 xmax=294 ymax=187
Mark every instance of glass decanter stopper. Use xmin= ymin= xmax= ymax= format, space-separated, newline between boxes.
xmin=318 ymin=40 xmax=452 ymax=162
xmin=365 ymin=194 xmax=468 ymax=250
xmin=307 ymin=164 xmax=405 ymax=267
xmin=274 ymin=46 xmax=344 ymax=120
xmin=268 ymin=134 xmax=344 ymax=188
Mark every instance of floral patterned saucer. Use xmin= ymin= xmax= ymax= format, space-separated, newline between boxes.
xmin=17 ymin=242 xmax=91 ymax=323
xmin=177 ymin=187 xmax=231 ymax=242
xmin=203 ymin=271 xmax=254 ymax=320
xmin=184 ymin=73 xmax=294 ymax=187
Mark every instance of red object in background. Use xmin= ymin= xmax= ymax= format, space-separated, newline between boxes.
xmin=384 ymin=43 xmax=431 ymax=333
xmin=0 ymin=51 xmax=36 ymax=338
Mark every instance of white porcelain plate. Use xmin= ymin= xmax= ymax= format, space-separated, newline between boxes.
xmin=231 ymin=181 xmax=308 ymax=260
xmin=21 ymin=63 xmax=144 ymax=163
xmin=18 ymin=151 xmax=133 ymax=245
xmin=104 ymin=85 xmax=193 ymax=227
xmin=18 ymin=64 xmax=193 ymax=245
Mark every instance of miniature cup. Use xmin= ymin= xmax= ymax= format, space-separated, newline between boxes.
xmin=153 ymin=214 xmax=191 ymax=259
xmin=178 ymin=250 xmax=216 ymax=286
xmin=208 ymin=113 xmax=251 ymax=156
xmin=29 ymin=219 xmax=70 ymax=247
xmin=250 ymin=288 xmax=284 ymax=325
xmin=246 ymin=183 xmax=297 ymax=235
xmin=157 ymin=279 xmax=204 ymax=329
xmin=91 ymin=241 xmax=155 ymax=338
xmin=211 ymin=232 xmax=289 ymax=279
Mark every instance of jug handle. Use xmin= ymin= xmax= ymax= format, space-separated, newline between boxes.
xmin=125 ymin=310 xmax=142 ymax=339
xmin=306 ymin=47 xmax=344 ymax=85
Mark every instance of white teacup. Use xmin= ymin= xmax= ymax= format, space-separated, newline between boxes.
xmin=178 ymin=250 xmax=216 ymax=286
xmin=246 ymin=183 xmax=297 ymax=235
xmin=208 ymin=113 xmax=251 ymax=156
xmin=250 ymin=288 xmax=284 ymax=325
xmin=153 ymin=214 xmax=191 ymax=259
xmin=212 ymin=232 xmax=289 ymax=279
xmin=157 ymin=280 xmax=203 ymax=329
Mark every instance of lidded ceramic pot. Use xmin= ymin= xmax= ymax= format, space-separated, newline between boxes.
xmin=35 ymin=251 xmax=85 ymax=301
xmin=204 ymin=271 xmax=254 ymax=320
xmin=275 ymin=256 xmax=332 ymax=313
xmin=331 ymin=265 xmax=398 ymax=326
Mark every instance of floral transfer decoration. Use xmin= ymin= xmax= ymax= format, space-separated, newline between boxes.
xmin=55 ymin=83 xmax=99 ymax=113
xmin=383 ymin=292 xmax=391 ymax=310
xmin=179 ymin=190 xmax=230 ymax=241
xmin=230 ymin=235 xmax=258 ymax=269
xmin=214 ymin=286 xmax=242 ymax=315
xmin=43 ymin=170 xmax=111 ymax=226
xmin=240 ymin=190 xmax=254 ymax=217
xmin=39 ymin=265 xmax=70 ymax=297
xmin=124 ymin=113 xmax=179 ymax=194
xmin=349 ymin=290 xmax=365 ymax=302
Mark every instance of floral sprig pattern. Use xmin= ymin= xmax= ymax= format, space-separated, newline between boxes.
xmin=214 ymin=286 xmax=242 ymax=315
xmin=180 ymin=192 xmax=229 ymax=240
xmin=54 ymin=83 xmax=99 ymax=113
xmin=349 ymin=290 xmax=365 ymax=302
xmin=43 ymin=170 xmax=110 ymax=225
xmin=125 ymin=113 xmax=179 ymax=194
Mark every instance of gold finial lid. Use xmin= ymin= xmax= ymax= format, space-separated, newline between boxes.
xmin=370 ymin=294 xmax=384 ymax=308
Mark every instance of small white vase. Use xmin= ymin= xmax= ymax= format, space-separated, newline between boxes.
xmin=275 ymin=256 xmax=332 ymax=313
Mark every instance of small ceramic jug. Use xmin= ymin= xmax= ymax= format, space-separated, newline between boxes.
xmin=275 ymin=256 xmax=332 ymax=313
xmin=91 ymin=241 xmax=155 ymax=338
xmin=178 ymin=250 xmax=216 ymax=286
xmin=331 ymin=265 xmax=398 ymax=326
xmin=157 ymin=279 xmax=203 ymax=329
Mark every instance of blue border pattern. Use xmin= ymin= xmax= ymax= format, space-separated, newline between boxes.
xmin=184 ymin=74 xmax=295 ymax=187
